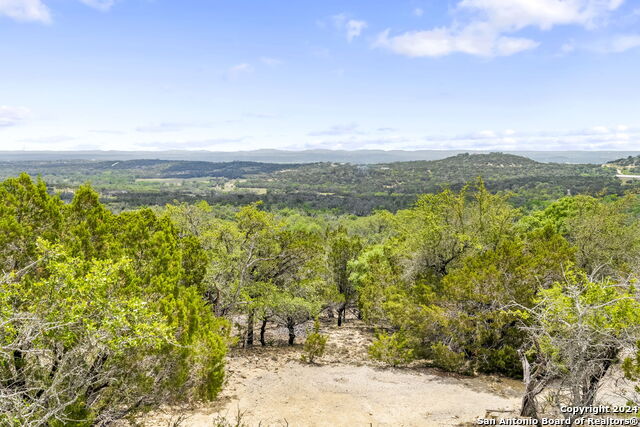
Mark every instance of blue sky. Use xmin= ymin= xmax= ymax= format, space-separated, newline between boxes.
xmin=1 ymin=0 xmax=640 ymax=151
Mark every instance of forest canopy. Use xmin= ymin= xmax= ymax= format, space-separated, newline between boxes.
xmin=2 ymin=172 xmax=640 ymax=424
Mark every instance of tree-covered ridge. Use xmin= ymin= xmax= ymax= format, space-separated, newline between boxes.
xmin=244 ymin=152 xmax=614 ymax=194
xmin=0 ymin=159 xmax=304 ymax=181
xmin=1 ymin=152 xmax=636 ymax=215
xmin=608 ymin=155 xmax=640 ymax=174
xmin=608 ymin=155 xmax=640 ymax=167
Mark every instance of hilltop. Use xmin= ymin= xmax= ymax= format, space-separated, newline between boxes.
xmin=608 ymin=155 xmax=640 ymax=167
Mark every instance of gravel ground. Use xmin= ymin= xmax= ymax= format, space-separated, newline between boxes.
xmin=145 ymin=319 xmax=523 ymax=426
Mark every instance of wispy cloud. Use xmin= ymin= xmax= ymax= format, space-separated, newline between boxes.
xmin=346 ymin=19 xmax=367 ymax=42
xmin=0 ymin=106 xmax=31 ymax=127
xmin=90 ymin=129 xmax=126 ymax=135
xmin=260 ymin=56 xmax=282 ymax=66
xmin=136 ymin=121 xmax=214 ymax=133
xmin=0 ymin=0 xmax=51 ymax=24
xmin=375 ymin=26 xmax=539 ymax=57
xmin=243 ymin=112 xmax=279 ymax=119
xmin=418 ymin=125 xmax=639 ymax=150
xmin=593 ymin=33 xmax=640 ymax=53
xmin=332 ymin=13 xmax=368 ymax=42
xmin=0 ymin=0 xmax=119 ymax=23
xmin=78 ymin=0 xmax=117 ymax=12
xmin=139 ymin=137 xmax=248 ymax=150
xmin=413 ymin=8 xmax=424 ymax=17
xmin=20 ymin=135 xmax=76 ymax=144
xmin=308 ymin=122 xmax=360 ymax=136
xmin=226 ymin=63 xmax=253 ymax=80
xmin=375 ymin=0 xmax=626 ymax=57
xmin=298 ymin=125 xmax=640 ymax=151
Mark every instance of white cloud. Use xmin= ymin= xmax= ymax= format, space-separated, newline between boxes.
xmin=20 ymin=135 xmax=75 ymax=144
xmin=477 ymin=130 xmax=497 ymax=138
xmin=375 ymin=26 xmax=539 ymax=57
xmin=0 ymin=0 xmax=118 ymax=24
xmin=376 ymin=0 xmax=625 ymax=57
xmin=420 ymin=125 xmax=639 ymax=150
xmin=303 ymin=125 xmax=640 ymax=151
xmin=346 ymin=19 xmax=367 ymax=41
xmin=458 ymin=0 xmax=624 ymax=31
xmin=332 ymin=14 xmax=368 ymax=41
xmin=0 ymin=106 xmax=30 ymax=127
xmin=0 ymin=0 xmax=51 ymax=23
xmin=598 ymin=34 xmax=640 ymax=53
xmin=78 ymin=0 xmax=116 ymax=12
xmin=413 ymin=8 xmax=424 ymax=17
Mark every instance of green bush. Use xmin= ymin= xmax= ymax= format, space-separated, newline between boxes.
xmin=428 ymin=342 xmax=468 ymax=374
xmin=368 ymin=332 xmax=414 ymax=367
xmin=301 ymin=319 xmax=328 ymax=363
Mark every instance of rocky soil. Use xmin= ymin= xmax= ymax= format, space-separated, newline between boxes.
xmin=145 ymin=319 xmax=523 ymax=426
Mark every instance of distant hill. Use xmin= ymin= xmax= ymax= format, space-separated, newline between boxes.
xmin=1 ymin=149 xmax=639 ymax=164
xmin=0 ymin=159 xmax=307 ymax=190
xmin=242 ymin=153 xmax=616 ymax=196
xmin=1 ymin=152 xmax=636 ymax=215
xmin=608 ymin=155 xmax=640 ymax=167
xmin=606 ymin=155 xmax=640 ymax=175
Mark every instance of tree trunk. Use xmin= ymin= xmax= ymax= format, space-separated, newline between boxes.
xmin=520 ymin=392 xmax=539 ymax=420
xmin=582 ymin=346 xmax=619 ymax=407
xmin=246 ymin=310 xmax=254 ymax=347
xmin=338 ymin=302 xmax=346 ymax=326
xmin=287 ymin=317 xmax=295 ymax=345
xmin=519 ymin=350 xmax=543 ymax=421
xmin=260 ymin=318 xmax=268 ymax=347
xmin=12 ymin=349 xmax=26 ymax=389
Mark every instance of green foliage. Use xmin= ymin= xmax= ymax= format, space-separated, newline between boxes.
xmin=301 ymin=319 xmax=328 ymax=363
xmin=428 ymin=343 xmax=468 ymax=374
xmin=0 ymin=175 xmax=228 ymax=425
xmin=326 ymin=228 xmax=362 ymax=325
xmin=349 ymin=244 xmax=402 ymax=324
xmin=513 ymin=271 xmax=640 ymax=414
xmin=524 ymin=195 xmax=640 ymax=278
xmin=368 ymin=332 xmax=415 ymax=367
xmin=0 ymin=173 xmax=64 ymax=271
xmin=2 ymin=153 xmax=636 ymax=215
xmin=3 ymin=169 xmax=640 ymax=423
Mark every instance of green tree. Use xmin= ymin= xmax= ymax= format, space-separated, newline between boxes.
xmin=0 ymin=173 xmax=63 ymax=272
xmin=0 ymin=176 xmax=229 ymax=425
xmin=513 ymin=270 xmax=640 ymax=421
xmin=326 ymin=229 xmax=362 ymax=326
xmin=0 ymin=242 xmax=227 ymax=426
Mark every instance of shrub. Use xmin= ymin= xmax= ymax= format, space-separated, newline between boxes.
xmin=368 ymin=332 xmax=414 ymax=367
xmin=301 ymin=319 xmax=328 ymax=363
xmin=428 ymin=342 xmax=468 ymax=374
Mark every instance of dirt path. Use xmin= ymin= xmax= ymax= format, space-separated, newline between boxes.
xmin=146 ymin=321 xmax=523 ymax=426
